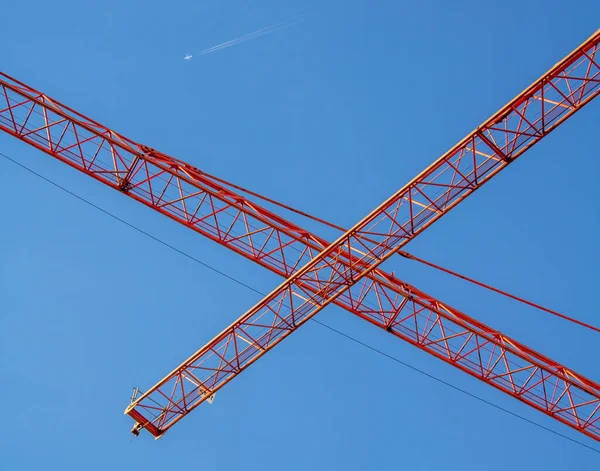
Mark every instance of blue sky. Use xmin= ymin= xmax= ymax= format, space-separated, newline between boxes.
xmin=1 ymin=0 xmax=599 ymax=468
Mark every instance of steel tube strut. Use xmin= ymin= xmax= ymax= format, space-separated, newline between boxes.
xmin=0 ymin=30 xmax=599 ymax=440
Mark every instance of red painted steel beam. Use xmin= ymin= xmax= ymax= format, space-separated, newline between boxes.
xmin=121 ymin=30 xmax=600 ymax=439
xmin=0 ymin=29 xmax=598 ymax=440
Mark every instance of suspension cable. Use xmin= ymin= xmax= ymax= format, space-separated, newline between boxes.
xmin=201 ymin=170 xmax=347 ymax=232
xmin=397 ymin=251 xmax=600 ymax=334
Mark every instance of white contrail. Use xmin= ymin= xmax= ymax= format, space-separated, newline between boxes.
xmin=198 ymin=21 xmax=290 ymax=54
xmin=196 ymin=19 xmax=301 ymax=56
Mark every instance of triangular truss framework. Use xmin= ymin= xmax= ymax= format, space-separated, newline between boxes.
xmin=1 ymin=30 xmax=599 ymax=442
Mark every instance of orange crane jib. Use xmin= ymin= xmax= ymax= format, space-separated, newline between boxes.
xmin=1 ymin=29 xmax=599 ymax=442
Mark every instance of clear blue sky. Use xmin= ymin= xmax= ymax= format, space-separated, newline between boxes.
xmin=1 ymin=0 xmax=599 ymax=468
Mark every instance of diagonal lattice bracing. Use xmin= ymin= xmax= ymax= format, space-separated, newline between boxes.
xmin=1 ymin=31 xmax=599 ymax=440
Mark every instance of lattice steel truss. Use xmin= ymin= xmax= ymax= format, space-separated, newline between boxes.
xmin=1 ymin=29 xmax=599 ymax=442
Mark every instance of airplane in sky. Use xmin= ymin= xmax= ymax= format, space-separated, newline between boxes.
xmin=184 ymin=54 xmax=192 ymax=60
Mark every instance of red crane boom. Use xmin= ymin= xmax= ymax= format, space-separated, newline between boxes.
xmin=1 ymin=29 xmax=599 ymax=441
xmin=124 ymin=29 xmax=600 ymax=439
